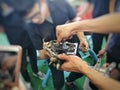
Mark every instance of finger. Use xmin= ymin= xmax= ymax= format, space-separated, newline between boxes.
xmin=97 ymin=54 xmax=102 ymax=58
xmin=97 ymin=54 xmax=100 ymax=57
xmin=68 ymin=35 xmax=73 ymax=40
xmin=57 ymin=54 xmax=69 ymax=61
xmin=85 ymin=44 xmax=89 ymax=50
xmin=56 ymin=26 xmax=59 ymax=37
xmin=57 ymin=35 xmax=62 ymax=43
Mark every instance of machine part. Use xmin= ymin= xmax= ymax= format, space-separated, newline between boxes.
xmin=94 ymin=59 xmax=117 ymax=76
xmin=105 ymin=62 xmax=116 ymax=75
xmin=94 ymin=58 xmax=102 ymax=71
xmin=43 ymin=40 xmax=78 ymax=69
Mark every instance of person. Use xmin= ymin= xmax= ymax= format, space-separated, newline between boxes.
xmin=0 ymin=53 xmax=17 ymax=90
xmin=0 ymin=1 xmax=45 ymax=89
xmin=3 ymin=0 xmax=89 ymax=90
xmin=56 ymin=0 xmax=120 ymax=89
xmin=56 ymin=0 xmax=120 ymax=69
xmin=56 ymin=12 xmax=120 ymax=82
xmin=56 ymin=13 xmax=120 ymax=42
xmin=27 ymin=0 xmax=89 ymax=90
xmin=77 ymin=0 xmax=111 ymax=55
xmin=57 ymin=54 xmax=120 ymax=90
xmin=97 ymin=1 xmax=120 ymax=80
xmin=0 ymin=52 xmax=24 ymax=90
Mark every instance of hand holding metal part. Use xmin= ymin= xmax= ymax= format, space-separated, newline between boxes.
xmin=43 ymin=40 xmax=78 ymax=69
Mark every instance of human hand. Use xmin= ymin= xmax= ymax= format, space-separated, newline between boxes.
xmin=57 ymin=54 xmax=89 ymax=73
xmin=80 ymin=39 xmax=89 ymax=52
xmin=56 ymin=24 xmax=75 ymax=42
xmin=97 ymin=49 xmax=106 ymax=58
xmin=3 ymin=80 xmax=11 ymax=86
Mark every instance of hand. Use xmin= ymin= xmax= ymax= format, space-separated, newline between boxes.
xmin=97 ymin=49 xmax=106 ymax=58
xmin=80 ymin=39 xmax=89 ymax=52
xmin=3 ymin=80 xmax=11 ymax=85
xmin=56 ymin=24 xmax=75 ymax=42
xmin=57 ymin=54 xmax=89 ymax=73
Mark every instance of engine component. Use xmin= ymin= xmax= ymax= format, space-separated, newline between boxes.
xmin=43 ymin=40 xmax=78 ymax=69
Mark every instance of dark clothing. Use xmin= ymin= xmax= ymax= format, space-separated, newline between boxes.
xmin=92 ymin=33 xmax=108 ymax=54
xmin=2 ymin=0 xmax=36 ymax=13
xmin=107 ymin=34 xmax=120 ymax=61
xmin=21 ymin=42 xmax=39 ymax=82
xmin=0 ymin=11 xmax=30 ymax=48
xmin=29 ymin=0 xmax=82 ymax=89
xmin=107 ymin=0 xmax=120 ymax=65
xmin=87 ymin=0 xmax=109 ymax=54
xmin=0 ymin=9 xmax=38 ymax=82
xmin=29 ymin=0 xmax=77 ymax=50
xmin=88 ymin=0 xmax=110 ymax=18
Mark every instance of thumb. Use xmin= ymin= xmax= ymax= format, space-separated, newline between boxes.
xmin=57 ymin=37 xmax=62 ymax=43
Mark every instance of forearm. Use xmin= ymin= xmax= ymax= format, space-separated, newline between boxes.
xmin=71 ymin=13 xmax=120 ymax=34
xmin=76 ymin=32 xmax=86 ymax=41
xmin=4 ymin=81 xmax=18 ymax=87
xmin=104 ymin=34 xmax=112 ymax=50
xmin=81 ymin=66 xmax=120 ymax=90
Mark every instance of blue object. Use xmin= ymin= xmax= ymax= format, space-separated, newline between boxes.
xmin=42 ymin=68 xmax=51 ymax=88
xmin=88 ymin=49 xmax=98 ymax=63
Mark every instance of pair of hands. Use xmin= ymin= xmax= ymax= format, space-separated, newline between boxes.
xmin=43 ymin=24 xmax=88 ymax=72
xmin=43 ymin=47 xmax=89 ymax=73
xmin=56 ymin=25 xmax=89 ymax=52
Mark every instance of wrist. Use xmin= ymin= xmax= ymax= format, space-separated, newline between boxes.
xmin=81 ymin=66 xmax=94 ymax=77
xmin=78 ymin=62 xmax=90 ymax=74
xmin=103 ymin=48 xmax=107 ymax=51
xmin=80 ymin=37 xmax=86 ymax=41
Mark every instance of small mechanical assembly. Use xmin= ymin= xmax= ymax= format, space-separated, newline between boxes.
xmin=43 ymin=40 xmax=78 ymax=69
xmin=94 ymin=58 xmax=117 ymax=77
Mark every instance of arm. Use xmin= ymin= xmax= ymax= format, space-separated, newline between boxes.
xmin=71 ymin=17 xmax=89 ymax=52
xmin=74 ymin=13 xmax=120 ymax=33
xmin=84 ymin=65 xmax=120 ymax=90
xmin=56 ymin=13 xmax=120 ymax=42
xmin=77 ymin=32 xmax=88 ymax=52
xmin=57 ymin=54 xmax=120 ymax=90
xmin=97 ymin=34 xmax=112 ymax=58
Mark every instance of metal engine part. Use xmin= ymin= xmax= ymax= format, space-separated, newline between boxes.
xmin=43 ymin=40 xmax=78 ymax=69
xmin=94 ymin=58 xmax=117 ymax=76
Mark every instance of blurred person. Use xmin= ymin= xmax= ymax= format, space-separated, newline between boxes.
xmin=77 ymin=1 xmax=93 ymax=20
xmin=77 ymin=0 xmax=110 ymax=55
xmin=0 ymin=1 xmax=45 ymax=89
xmin=56 ymin=13 xmax=120 ymax=66
xmin=56 ymin=13 xmax=120 ymax=42
xmin=0 ymin=53 xmax=18 ymax=90
xmin=56 ymin=0 xmax=120 ymax=88
xmin=25 ymin=0 xmax=88 ymax=90
xmin=2 ymin=0 xmax=89 ymax=90
xmin=97 ymin=0 xmax=120 ymax=77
